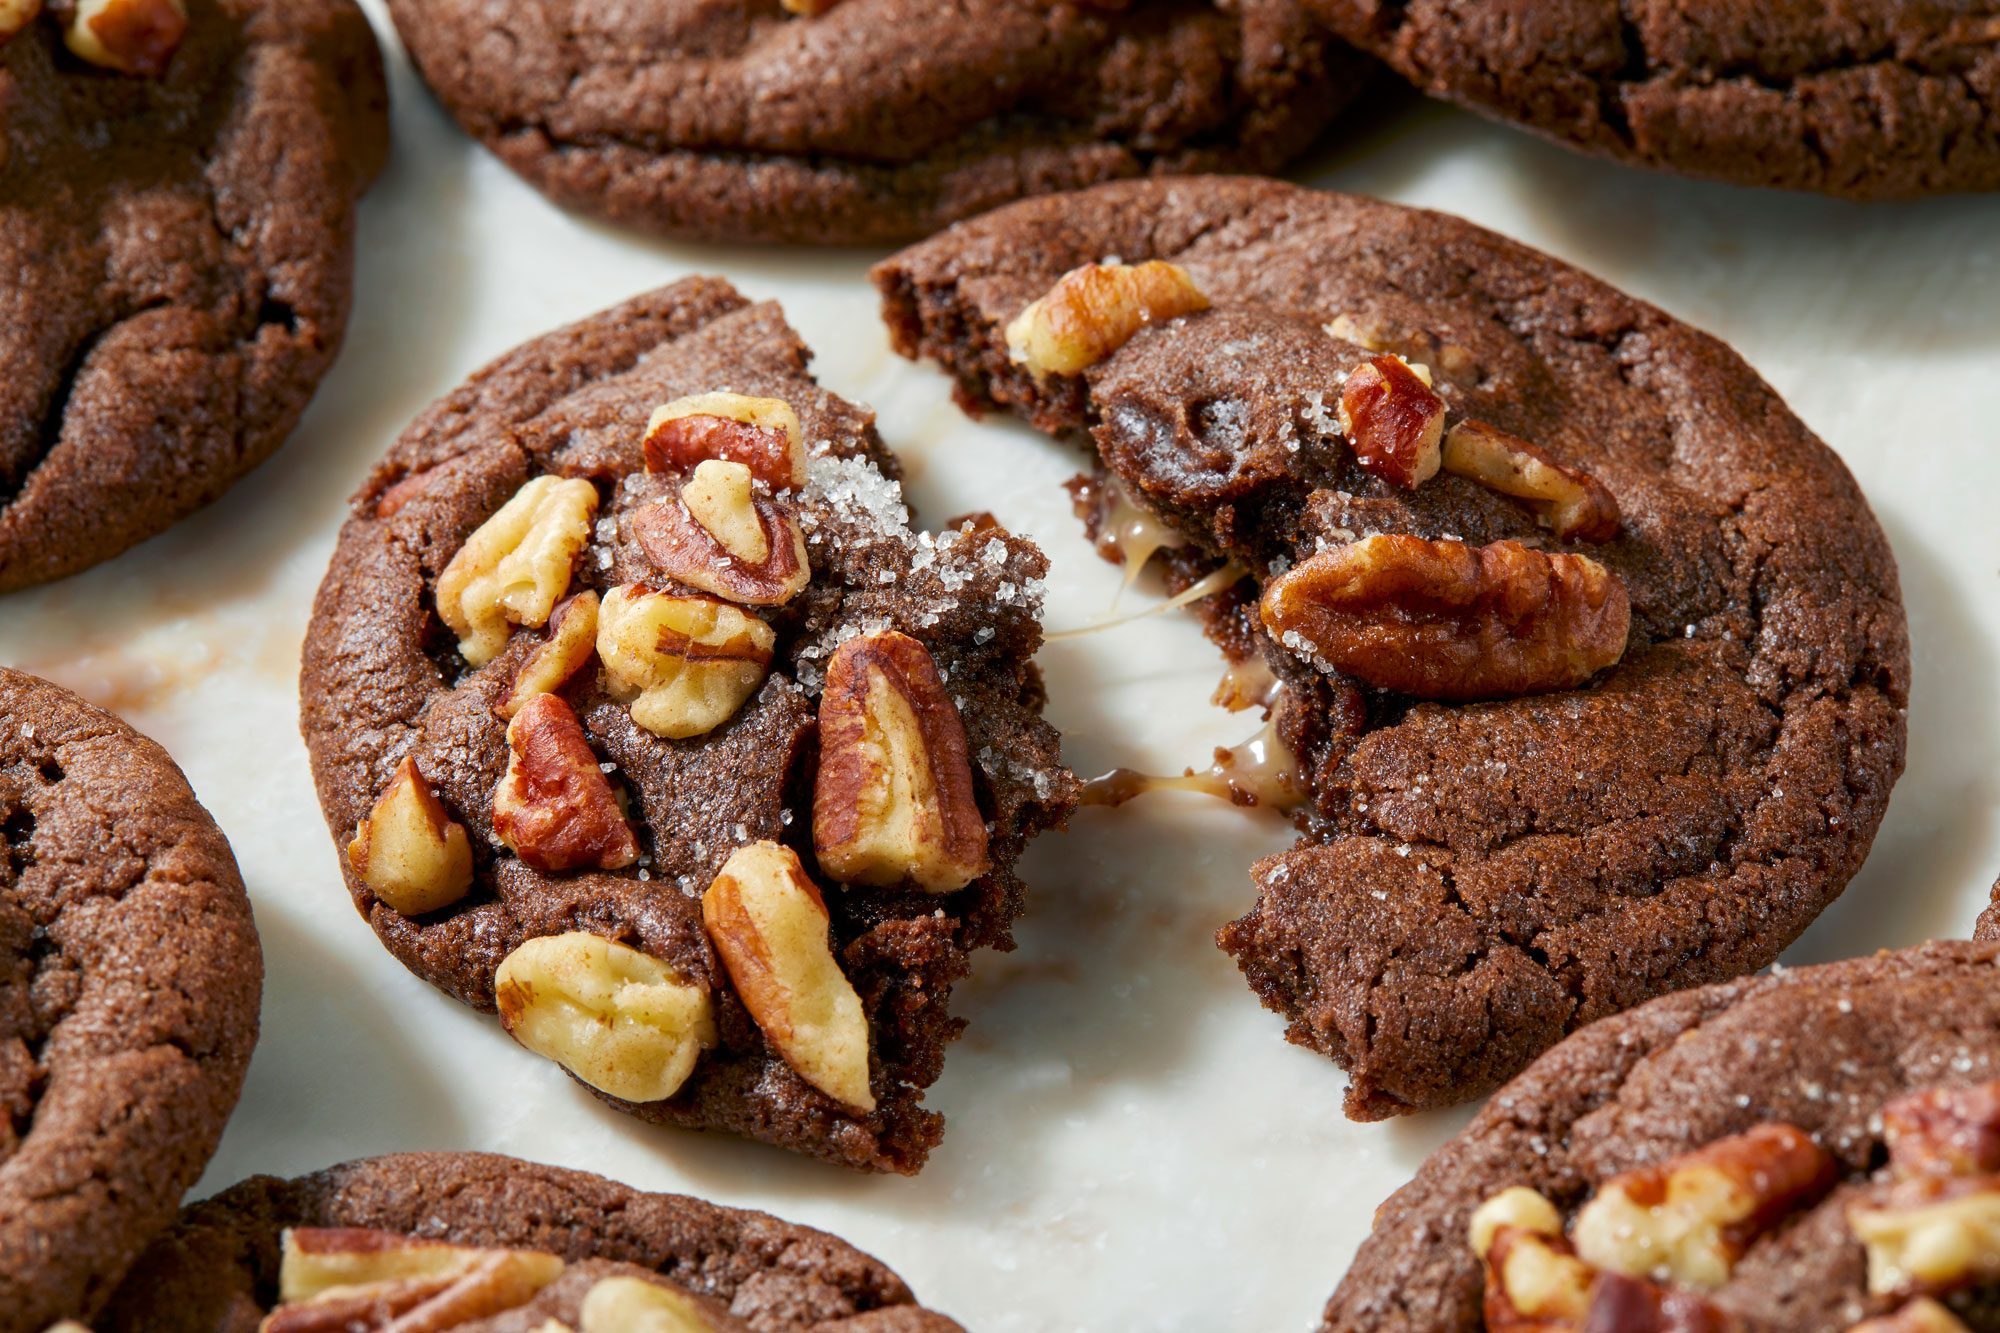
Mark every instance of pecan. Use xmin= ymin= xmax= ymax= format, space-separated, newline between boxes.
xmin=780 ymin=0 xmax=844 ymax=12
xmin=1337 ymin=354 xmax=1446 ymax=489
xmin=1482 ymin=1225 xmax=1596 ymax=1333
xmin=1849 ymin=1175 xmax=2000 ymax=1297
xmin=347 ymin=757 xmax=474 ymax=916
xmin=268 ymin=1228 xmax=564 ymax=1333
xmin=1847 ymin=1299 xmax=1975 ymax=1333
xmin=499 ymin=591 xmax=600 ymax=720
xmin=1579 ymin=1273 xmax=1738 ymax=1333
xmin=631 ymin=462 xmax=809 ymax=607
xmin=0 ymin=0 xmax=43 ymax=45
xmin=643 ymin=392 xmax=807 ymax=490
xmin=1004 ymin=261 xmax=1210 ymax=377
xmin=596 ymin=584 xmax=773 ymax=739
xmin=701 ymin=841 xmax=873 ymax=1112
xmin=58 ymin=0 xmax=186 ymax=75
xmin=577 ymin=1275 xmax=737 ymax=1332
xmin=1885 ymin=1080 xmax=2000 ymax=1179
xmin=436 ymin=475 xmax=599 ymax=666
xmin=1442 ymin=419 xmax=1622 ymax=543
xmin=1572 ymin=1124 xmax=1837 ymax=1289
xmin=1260 ymin=536 xmax=1630 ymax=701
xmin=494 ymin=932 xmax=715 ymax=1103
xmin=813 ymin=630 xmax=989 ymax=893
xmin=491 ymin=694 xmax=639 ymax=872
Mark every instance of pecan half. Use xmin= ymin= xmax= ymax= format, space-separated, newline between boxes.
xmin=58 ymin=0 xmax=186 ymax=75
xmin=1572 ymin=1124 xmax=1837 ymax=1289
xmin=596 ymin=584 xmax=773 ymax=739
xmin=436 ymin=475 xmax=599 ymax=666
xmin=813 ymin=630 xmax=988 ymax=893
xmin=499 ymin=591 xmax=600 ymax=720
xmin=491 ymin=694 xmax=639 ymax=872
xmin=1442 ymin=419 xmax=1622 ymax=543
xmin=643 ymin=392 xmax=807 ymax=490
xmin=1260 ymin=536 xmax=1630 ymax=701
xmin=1337 ymin=354 xmax=1446 ymax=489
xmin=701 ymin=841 xmax=873 ymax=1113
xmin=630 ymin=463 xmax=809 ymax=607
xmin=347 ymin=757 xmax=475 ymax=916
xmin=1886 ymin=1080 xmax=2000 ymax=1180
xmin=1004 ymin=261 xmax=1210 ymax=377
xmin=267 ymin=1228 xmax=565 ymax=1333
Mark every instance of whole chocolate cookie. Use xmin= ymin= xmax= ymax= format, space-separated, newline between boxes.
xmin=1308 ymin=0 xmax=2000 ymax=199
xmin=96 ymin=1151 xmax=962 ymax=1330
xmin=300 ymin=277 xmax=1076 ymax=1173
xmin=385 ymin=0 xmax=1360 ymax=246
xmin=1322 ymin=940 xmax=2000 ymax=1332
xmin=0 ymin=667 xmax=262 ymax=1332
xmin=0 ymin=0 xmax=389 ymax=592
xmin=874 ymin=176 xmax=1909 ymax=1118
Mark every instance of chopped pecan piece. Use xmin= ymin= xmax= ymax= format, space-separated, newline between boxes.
xmin=347 ymin=756 xmax=475 ymax=916
xmin=1337 ymin=354 xmax=1446 ymax=489
xmin=1848 ymin=1299 xmax=1974 ymax=1333
xmin=491 ymin=694 xmax=639 ymax=872
xmin=499 ymin=590 xmax=600 ymax=720
xmin=58 ymin=0 xmax=186 ymax=75
xmin=1442 ymin=419 xmax=1622 ymax=543
xmin=267 ymin=1228 xmax=563 ymax=1333
xmin=643 ymin=392 xmax=807 ymax=490
xmin=1260 ymin=535 xmax=1630 ymax=701
xmin=0 ymin=0 xmax=43 ymax=44
xmin=596 ymin=584 xmax=773 ymax=739
xmin=630 ymin=464 xmax=809 ymax=607
xmin=1004 ymin=261 xmax=1210 ymax=377
xmin=1579 ymin=1272 xmax=1737 ymax=1333
xmin=813 ymin=630 xmax=989 ymax=893
xmin=1885 ymin=1080 xmax=2000 ymax=1179
xmin=1850 ymin=1175 xmax=2000 ymax=1297
xmin=1482 ymin=1225 xmax=1596 ymax=1333
xmin=436 ymin=475 xmax=598 ymax=667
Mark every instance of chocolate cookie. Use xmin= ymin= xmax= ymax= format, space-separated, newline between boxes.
xmin=384 ymin=0 xmax=1360 ymax=246
xmin=874 ymin=176 xmax=1909 ymax=1118
xmin=1321 ymin=940 xmax=2000 ymax=1332
xmin=96 ymin=1151 xmax=962 ymax=1330
xmin=1978 ymin=870 xmax=2000 ymax=942
xmin=1308 ymin=0 xmax=2000 ymax=199
xmin=0 ymin=0 xmax=388 ymax=592
xmin=0 ymin=667 xmax=262 ymax=1331
xmin=300 ymin=277 xmax=1076 ymax=1173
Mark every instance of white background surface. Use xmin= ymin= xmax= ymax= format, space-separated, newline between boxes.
xmin=5 ymin=10 xmax=1999 ymax=1330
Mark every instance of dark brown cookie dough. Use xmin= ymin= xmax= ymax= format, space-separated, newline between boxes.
xmin=384 ymin=0 xmax=1362 ymax=246
xmin=874 ymin=176 xmax=1908 ymax=1119
xmin=0 ymin=0 xmax=389 ymax=592
xmin=95 ymin=1152 xmax=963 ymax=1331
xmin=1321 ymin=940 xmax=2000 ymax=1332
xmin=0 ymin=667 xmax=262 ymax=1332
xmin=299 ymin=278 xmax=1076 ymax=1173
xmin=1308 ymin=0 xmax=2000 ymax=200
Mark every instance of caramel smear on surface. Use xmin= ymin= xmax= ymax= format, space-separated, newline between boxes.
xmin=1082 ymin=715 xmax=1301 ymax=812
xmin=1103 ymin=478 xmax=1188 ymax=604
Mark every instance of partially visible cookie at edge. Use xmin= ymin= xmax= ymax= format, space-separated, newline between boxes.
xmin=299 ymin=277 xmax=1077 ymax=1173
xmin=0 ymin=666 xmax=262 ymax=1332
xmin=385 ymin=0 xmax=1363 ymax=245
xmin=95 ymin=1151 xmax=964 ymax=1331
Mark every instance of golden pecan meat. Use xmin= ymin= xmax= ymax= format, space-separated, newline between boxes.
xmin=1849 ymin=1300 xmax=1975 ymax=1333
xmin=630 ymin=463 xmax=809 ymax=607
xmin=596 ymin=584 xmax=773 ymax=740
xmin=643 ymin=392 xmax=807 ymax=490
xmin=499 ymin=591 xmax=600 ymax=720
xmin=267 ymin=1227 xmax=564 ymax=1333
xmin=492 ymin=694 xmax=639 ymax=872
xmin=436 ymin=475 xmax=599 ymax=667
xmin=1850 ymin=1176 xmax=2000 ymax=1297
xmin=1886 ymin=1080 xmax=2000 ymax=1180
xmin=347 ymin=757 xmax=475 ymax=916
xmin=1337 ymin=354 xmax=1445 ymax=489
xmin=1004 ymin=261 xmax=1210 ymax=377
xmin=1572 ymin=1123 xmax=1836 ymax=1289
xmin=1260 ymin=535 xmax=1630 ymax=702
xmin=813 ymin=630 xmax=988 ymax=893
xmin=577 ymin=1275 xmax=732 ymax=1333
xmin=702 ymin=842 xmax=873 ymax=1112
xmin=1442 ymin=419 xmax=1622 ymax=543
xmin=1481 ymin=1225 xmax=1595 ymax=1332
xmin=0 ymin=0 xmax=43 ymax=44
xmin=59 ymin=0 xmax=186 ymax=75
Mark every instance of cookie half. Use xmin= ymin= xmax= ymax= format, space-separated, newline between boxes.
xmin=0 ymin=667 xmax=262 ymax=1331
xmin=1308 ymin=0 xmax=2000 ymax=200
xmin=300 ymin=277 xmax=1076 ymax=1173
xmin=95 ymin=1151 xmax=962 ymax=1330
xmin=0 ymin=0 xmax=389 ymax=591
xmin=385 ymin=0 xmax=1361 ymax=246
xmin=1321 ymin=940 xmax=2000 ymax=1332
xmin=874 ymin=176 xmax=1909 ymax=1118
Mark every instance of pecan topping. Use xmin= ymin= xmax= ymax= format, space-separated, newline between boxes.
xmin=596 ymin=584 xmax=773 ymax=739
xmin=1337 ymin=354 xmax=1446 ymax=489
xmin=266 ymin=1227 xmax=564 ymax=1333
xmin=630 ymin=464 xmax=809 ymax=607
xmin=1848 ymin=1299 xmax=1974 ymax=1333
xmin=436 ymin=475 xmax=598 ymax=667
xmin=813 ymin=630 xmax=988 ymax=893
xmin=347 ymin=757 xmax=474 ymax=916
xmin=1849 ymin=1175 xmax=2000 ymax=1297
xmin=1885 ymin=1081 xmax=2000 ymax=1179
xmin=499 ymin=590 xmax=600 ymax=720
xmin=491 ymin=694 xmax=639 ymax=873
xmin=1004 ymin=261 xmax=1210 ymax=377
xmin=1260 ymin=535 xmax=1630 ymax=701
xmin=1442 ymin=419 xmax=1621 ymax=543
xmin=58 ymin=0 xmax=186 ymax=75
xmin=643 ymin=392 xmax=807 ymax=490
xmin=0 ymin=0 xmax=44 ymax=45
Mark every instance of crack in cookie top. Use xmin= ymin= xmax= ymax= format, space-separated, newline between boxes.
xmin=873 ymin=175 xmax=1909 ymax=1120
xmin=0 ymin=667 xmax=262 ymax=1329
xmin=300 ymin=279 xmax=1075 ymax=1174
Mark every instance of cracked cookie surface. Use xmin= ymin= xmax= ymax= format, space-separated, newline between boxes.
xmin=0 ymin=0 xmax=389 ymax=591
xmin=1322 ymin=940 xmax=2000 ymax=1332
xmin=1308 ymin=0 xmax=2000 ymax=199
xmin=96 ymin=1151 xmax=963 ymax=1331
xmin=873 ymin=175 xmax=1908 ymax=1119
xmin=384 ymin=0 xmax=1361 ymax=245
xmin=299 ymin=278 xmax=1075 ymax=1173
xmin=0 ymin=667 xmax=261 ymax=1332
